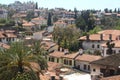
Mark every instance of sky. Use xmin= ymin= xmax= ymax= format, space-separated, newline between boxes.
xmin=1 ymin=0 xmax=120 ymax=10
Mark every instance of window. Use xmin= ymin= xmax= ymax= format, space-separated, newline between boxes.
xmin=51 ymin=57 xmax=54 ymax=62
xmin=64 ymin=59 xmax=66 ymax=64
xmin=69 ymin=60 xmax=72 ymax=65
xmin=88 ymin=65 xmax=90 ymax=70
xmin=49 ymin=57 xmax=51 ymax=61
xmin=93 ymin=69 xmax=96 ymax=72
xmin=92 ymin=44 xmax=94 ymax=48
xmin=97 ymin=45 xmax=100 ymax=48
xmin=57 ymin=58 xmax=59 ymax=63
xmin=84 ymin=64 xmax=87 ymax=70
xmin=12 ymin=38 xmax=14 ymax=41
xmin=66 ymin=60 xmax=68 ymax=65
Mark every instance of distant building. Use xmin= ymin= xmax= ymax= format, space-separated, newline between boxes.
xmin=54 ymin=20 xmax=67 ymax=28
xmin=8 ymin=1 xmax=36 ymax=11
xmin=0 ymin=8 xmax=8 ymax=19
xmin=31 ymin=17 xmax=47 ymax=29
xmin=0 ymin=30 xmax=17 ymax=44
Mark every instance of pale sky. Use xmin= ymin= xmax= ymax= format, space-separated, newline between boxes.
xmin=1 ymin=0 xmax=120 ymax=10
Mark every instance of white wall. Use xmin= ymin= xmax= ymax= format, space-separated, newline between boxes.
xmin=33 ymin=32 xmax=43 ymax=40
xmin=82 ymin=41 xmax=106 ymax=53
xmin=75 ymin=60 xmax=90 ymax=72
xmin=102 ymin=47 xmax=120 ymax=57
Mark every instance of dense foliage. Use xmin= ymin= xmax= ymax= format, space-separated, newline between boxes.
xmin=0 ymin=41 xmax=48 ymax=80
xmin=0 ymin=18 xmax=15 ymax=27
xmin=76 ymin=10 xmax=95 ymax=32
xmin=53 ymin=25 xmax=81 ymax=52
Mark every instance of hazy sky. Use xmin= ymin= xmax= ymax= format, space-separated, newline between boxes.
xmin=1 ymin=0 xmax=120 ymax=10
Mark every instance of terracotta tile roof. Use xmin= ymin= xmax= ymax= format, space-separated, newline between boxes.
xmin=42 ymin=41 xmax=56 ymax=50
xmin=117 ymin=14 xmax=120 ymax=17
xmin=62 ymin=53 xmax=78 ymax=59
xmin=32 ymin=17 xmax=45 ymax=21
xmin=101 ymin=40 xmax=120 ymax=48
xmin=100 ymin=75 xmax=120 ymax=80
xmin=54 ymin=20 xmax=67 ymax=25
xmin=22 ymin=19 xmax=28 ymax=23
xmin=5 ymin=33 xmax=17 ymax=38
xmin=75 ymin=54 xmax=101 ymax=62
xmin=98 ymin=30 xmax=120 ymax=35
xmin=12 ymin=13 xmax=27 ymax=18
xmin=79 ymin=34 xmax=117 ymax=41
xmin=0 ymin=42 xmax=10 ymax=49
xmin=0 ymin=33 xmax=5 ymax=38
xmin=4 ymin=30 xmax=16 ymax=33
xmin=40 ymin=74 xmax=50 ymax=80
xmin=22 ymin=22 xmax=35 ymax=27
xmin=49 ymin=51 xmax=65 ymax=58
xmin=29 ymin=62 xmax=40 ymax=72
xmin=48 ymin=62 xmax=63 ymax=71
xmin=46 ymin=34 xmax=52 ymax=38
xmin=90 ymin=53 xmax=120 ymax=67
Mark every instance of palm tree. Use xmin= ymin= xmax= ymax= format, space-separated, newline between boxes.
xmin=0 ymin=42 xmax=48 ymax=80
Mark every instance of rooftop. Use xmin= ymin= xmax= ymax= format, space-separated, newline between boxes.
xmin=79 ymin=34 xmax=117 ymax=41
xmin=62 ymin=52 xmax=78 ymax=59
xmin=101 ymin=40 xmax=120 ymax=48
xmin=90 ymin=53 xmax=120 ymax=67
xmin=75 ymin=54 xmax=101 ymax=62
xmin=49 ymin=51 xmax=65 ymax=58
xmin=98 ymin=30 xmax=120 ymax=35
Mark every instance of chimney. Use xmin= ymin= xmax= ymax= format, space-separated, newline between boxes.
xmin=100 ymin=34 xmax=103 ymax=40
xmin=86 ymin=34 xmax=89 ymax=41
xmin=79 ymin=49 xmax=83 ymax=55
xmin=64 ymin=49 xmax=69 ymax=55
xmin=109 ymin=34 xmax=112 ymax=41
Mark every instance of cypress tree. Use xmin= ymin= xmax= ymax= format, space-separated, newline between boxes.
xmin=74 ymin=8 xmax=77 ymax=19
xmin=35 ymin=2 xmax=38 ymax=9
xmin=47 ymin=13 xmax=52 ymax=26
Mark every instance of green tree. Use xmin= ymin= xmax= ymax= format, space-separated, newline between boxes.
xmin=35 ymin=2 xmax=38 ymax=9
xmin=47 ymin=13 xmax=52 ymax=26
xmin=53 ymin=25 xmax=80 ymax=52
xmin=114 ymin=8 xmax=117 ymax=13
xmin=0 ymin=42 xmax=47 ymax=80
xmin=52 ymin=15 xmax=58 ymax=23
xmin=76 ymin=10 xmax=95 ymax=31
xmin=104 ymin=8 xmax=109 ymax=13
xmin=106 ymin=41 xmax=115 ymax=55
xmin=88 ymin=26 xmax=102 ymax=34
xmin=75 ymin=16 xmax=86 ymax=31
xmin=26 ymin=11 xmax=34 ymax=21
xmin=74 ymin=8 xmax=77 ymax=19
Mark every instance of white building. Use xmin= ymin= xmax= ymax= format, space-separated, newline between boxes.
xmin=79 ymin=34 xmax=119 ymax=53
xmin=0 ymin=9 xmax=8 ymax=19
xmin=101 ymin=40 xmax=120 ymax=57
xmin=90 ymin=53 xmax=120 ymax=80
xmin=75 ymin=54 xmax=101 ymax=72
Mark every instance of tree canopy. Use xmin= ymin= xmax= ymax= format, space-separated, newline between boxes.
xmin=53 ymin=25 xmax=81 ymax=52
xmin=0 ymin=41 xmax=48 ymax=80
